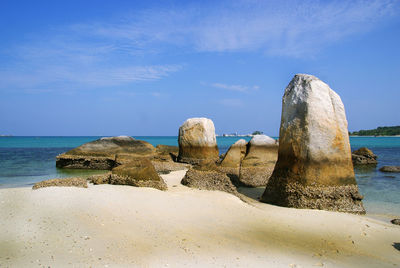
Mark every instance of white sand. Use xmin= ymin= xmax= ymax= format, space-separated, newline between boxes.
xmin=1 ymin=170 xmax=399 ymax=267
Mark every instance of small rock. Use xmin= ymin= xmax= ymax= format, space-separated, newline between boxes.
xmin=391 ymin=219 xmax=400 ymax=225
xmin=32 ymin=177 xmax=87 ymax=189
xmin=379 ymin=166 xmax=400 ymax=173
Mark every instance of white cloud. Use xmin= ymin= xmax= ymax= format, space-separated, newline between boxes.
xmin=211 ymin=83 xmax=259 ymax=93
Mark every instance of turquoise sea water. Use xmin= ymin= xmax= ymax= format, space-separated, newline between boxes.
xmin=0 ymin=136 xmax=399 ymax=217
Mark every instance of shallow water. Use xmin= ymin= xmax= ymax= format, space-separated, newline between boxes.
xmin=0 ymin=136 xmax=399 ymax=217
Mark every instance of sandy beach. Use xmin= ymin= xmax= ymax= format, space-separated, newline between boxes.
xmin=1 ymin=169 xmax=399 ymax=267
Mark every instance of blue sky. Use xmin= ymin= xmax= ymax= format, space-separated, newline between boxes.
xmin=0 ymin=0 xmax=399 ymax=136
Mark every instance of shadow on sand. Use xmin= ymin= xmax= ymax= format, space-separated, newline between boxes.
xmin=237 ymin=186 xmax=265 ymax=201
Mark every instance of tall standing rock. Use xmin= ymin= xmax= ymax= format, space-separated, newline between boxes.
xmin=178 ymin=118 xmax=219 ymax=164
xmin=261 ymin=74 xmax=365 ymax=214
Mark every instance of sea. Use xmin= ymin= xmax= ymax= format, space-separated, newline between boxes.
xmin=0 ymin=136 xmax=399 ymax=218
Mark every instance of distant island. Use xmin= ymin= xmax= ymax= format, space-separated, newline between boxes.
xmin=217 ymin=131 xmax=264 ymax=137
xmin=350 ymin=126 xmax=400 ymax=136
xmin=0 ymin=134 xmax=12 ymax=137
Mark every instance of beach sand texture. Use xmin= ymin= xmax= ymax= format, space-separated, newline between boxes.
xmin=1 ymin=170 xmax=399 ymax=267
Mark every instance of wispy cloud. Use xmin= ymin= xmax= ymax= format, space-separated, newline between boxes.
xmin=211 ymin=83 xmax=259 ymax=93
xmin=82 ymin=0 xmax=398 ymax=56
xmin=0 ymin=0 xmax=398 ymax=93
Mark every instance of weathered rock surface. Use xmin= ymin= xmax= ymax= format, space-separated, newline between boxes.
xmin=154 ymin=145 xmax=179 ymax=162
xmin=352 ymin=147 xmax=378 ymax=165
xmin=178 ymin=118 xmax=219 ymax=164
xmin=89 ymin=159 xmax=167 ymax=191
xmin=219 ymin=139 xmax=247 ymax=182
xmin=33 ymin=177 xmax=88 ymax=189
xmin=379 ymin=166 xmax=400 ymax=173
xmin=181 ymin=166 xmax=239 ymax=197
xmin=56 ymin=136 xmax=156 ymax=169
xmin=261 ymin=74 xmax=365 ymax=214
xmin=151 ymin=161 xmax=190 ymax=174
xmin=239 ymin=135 xmax=278 ymax=187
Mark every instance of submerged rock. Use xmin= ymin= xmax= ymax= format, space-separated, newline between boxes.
xmin=379 ymin=166 xmax=400 ymax=173
xmin=178 ymin=118 xmax=219 ymax=164
xmin=261 ymin=74 xmax=365 ymax=214
xmin=352 ymin=147 xmax=377 ymax=165
xmin=56 ymin=136 xmax=156 ymax=169
xmin=33 ymin=177 xmax=87 ymax=189
xmin=239 ymin=135 xmax=278 ymax=187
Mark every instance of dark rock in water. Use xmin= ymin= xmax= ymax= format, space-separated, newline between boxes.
xmin=89 ymin=159 xmax=167 ymax=191
xmin=56 ymin=136 xmax=156 ymax=169
xmin=391 ymin=219 xmax=400 ymax=225
xmin=177 ymin=118 xmax=219 ymax=164
xmin=181 ymin=166 xmax=239 ymax=197
xmin=379 ymin=166 xmax=400 ymax=173
xmin=352 ymin=147 xmax=377 ymax=165
xmin=33 ymin=177 xmax=87 ymax=189
xmin=239 ymin=135 xmax=278 ymax=187
xmin=261 ymin=74 xmax=365 ymax=214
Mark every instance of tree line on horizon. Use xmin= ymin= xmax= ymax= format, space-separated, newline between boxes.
xmin=350 ymin=126 xmax=400 ymax=136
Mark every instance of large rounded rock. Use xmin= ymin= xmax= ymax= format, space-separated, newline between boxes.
xmin=177 ymin=118 xmax=219 ymax=164
xmin=219 ymin=139 xmax=247 ymax=181
xmin=352 ymin=147 xmax=377 ymax=165
xmin=261 ymin=74 xmax=365 ymax=214
xmin=239 ymin=135 xmax=278 ymax=187
xmin=56 ymin=136 xmax=156 ymax=169
xmin=90 ymin=159 xmax=167 ymax=191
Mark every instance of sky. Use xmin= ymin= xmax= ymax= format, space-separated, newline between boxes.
xmin=0 ymin=0 xmax=399 ymax=136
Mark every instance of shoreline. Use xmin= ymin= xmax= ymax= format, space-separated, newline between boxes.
xmin=1 ymin=170 xmax=400 ymax=267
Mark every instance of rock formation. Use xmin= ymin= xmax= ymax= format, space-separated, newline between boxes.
xmin=379 ymin=166 xmax=400 ymax=173
xmin=238 ymin=135 xmax=278 ymax=187
xmin=177 ymin=118 xmax=219 ymax=164
xmin=56 ymin=136 xmax=156 ymax=169
xmin=151 ymin=144 xmax=189 ymax=173
xmin=352 ymin=147 xmax=378 ymax=165
xmin=261 ymin=74 xmax=365 ymax=214
xmin=181 ymin=163 xmax=239 ymax=197
xmin=89 ymin=159 xmax=167 ymax=191
xmin=219 ymin=139 xmax=247 ymax=182
xmin=33 ymin=177 xmax=88 ymax=189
